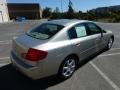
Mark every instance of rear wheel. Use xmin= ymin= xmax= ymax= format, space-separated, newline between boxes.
xmin=107 ymin=37 xmax=113 ymax=50
xmin=58 ymin=56 xmax=77 ymax=79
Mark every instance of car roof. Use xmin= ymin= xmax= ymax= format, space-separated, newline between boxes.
xmin=46 ymin=19 xmax=92 ymax=26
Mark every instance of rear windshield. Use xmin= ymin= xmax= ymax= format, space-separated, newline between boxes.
xmin=26 ymin=23 xmax=64 ymax=40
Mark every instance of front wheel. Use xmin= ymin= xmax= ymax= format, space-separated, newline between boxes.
xmin=107 ymin=38 xmax=113 ymax=50
xmin=58 ymin=56 xmax=77 ymax=79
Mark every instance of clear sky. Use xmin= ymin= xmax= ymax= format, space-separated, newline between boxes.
xmin=7 ymin=0 xmax=120 ymax=12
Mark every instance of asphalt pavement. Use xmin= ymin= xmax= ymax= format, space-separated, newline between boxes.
xmin=0 ymin=20 xmax=120 ymax=90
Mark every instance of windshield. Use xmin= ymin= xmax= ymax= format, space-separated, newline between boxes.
xmin=26 ymin=23 xmax=64 ymax=40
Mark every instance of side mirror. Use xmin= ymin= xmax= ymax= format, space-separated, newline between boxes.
xmin=101 ymin=29 xmax=106 ymax=37
xmin=100 ymin=29 xmax=104 ymax=37
xmin=102 ymin=29 xmax=106 ymax=33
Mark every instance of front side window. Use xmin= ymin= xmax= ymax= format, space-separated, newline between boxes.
xmin=26 ymin=23 xmax=64 ymax=39
xmin=87 ymin=23 xmax=101 ymax=35
xmin=68 ymin=24 xmax=87 ymax=39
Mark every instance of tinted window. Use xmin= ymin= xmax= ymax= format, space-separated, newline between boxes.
xmin=26 ymin=23 xmax=64 ymax=39
xmin=68 ymin=24 xmax=87 ymax=39
xmin=87 ymin=23 xmax=101 ymax=35
xmin=68 ymin=27 xmax=77 ymax=39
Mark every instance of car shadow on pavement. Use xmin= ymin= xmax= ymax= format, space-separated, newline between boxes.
xmin=0 ymin=50 xmax=107 ymax=90
xmin=77 ymin=49 xmax=106 ymax=69
xmin=0 ymin=64 xmax=65 ymax=90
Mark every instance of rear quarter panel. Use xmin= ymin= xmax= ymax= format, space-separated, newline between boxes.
xmin=37 ymin=40 xmax=73 ymax=77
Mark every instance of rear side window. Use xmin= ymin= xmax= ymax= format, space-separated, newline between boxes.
xmin=68 ymin=24 xmax=87 ymax=39
xmin=68 ymin=27 xmax=77 ymax=39
xmin=26 ymin=23 xmax=64 ymax=39
xmin=87 ymin=23 xmax=101 ymax=35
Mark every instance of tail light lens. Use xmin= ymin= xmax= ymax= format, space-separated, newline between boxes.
xmin=22 ymin=48 xmax=48 ymax=62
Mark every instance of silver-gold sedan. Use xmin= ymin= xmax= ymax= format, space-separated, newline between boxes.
xmin=10 ymin=19 xmax=114 ymax=79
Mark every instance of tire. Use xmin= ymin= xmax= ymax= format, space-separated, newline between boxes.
xmin=58 ymin=56 xmax=77 ymax=79
xmin=106 ymin=37 xmax=113 ymax=50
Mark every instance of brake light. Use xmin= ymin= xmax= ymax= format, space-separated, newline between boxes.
xmin=22 ymin=48 xmax=48 ymax=61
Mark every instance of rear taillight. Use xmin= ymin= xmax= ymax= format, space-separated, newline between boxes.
xmin=22 ymin=48 xmax=48 ymax=62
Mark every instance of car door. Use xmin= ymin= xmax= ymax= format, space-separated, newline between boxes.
xmin=86 ymin=22 xmax=105 ymax=51
xmin=68 ymin=23 xmax=96 ymax=60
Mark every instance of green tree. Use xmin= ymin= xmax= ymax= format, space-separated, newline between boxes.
xmin=42 ymin=7 xmax=52 ymax=18
xmin=51 ymin=7 xmax=61 ymax=19
xmin=67 ymin=0 xmax=74 ymax=19
xmin=54 ymin=7 xmax=60 ymax=13
xmin=86 ymin=11 xmax=97 ymax=20
xmin=109 ymin=11 xmax=120 ymax=22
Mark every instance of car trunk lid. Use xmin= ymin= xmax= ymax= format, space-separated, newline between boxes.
xmin=12 ymin=34 xmax=48 ymax=66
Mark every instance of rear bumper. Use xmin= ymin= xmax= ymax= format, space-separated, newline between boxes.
xmin=10 ymin=51 xmax=44 ymax=80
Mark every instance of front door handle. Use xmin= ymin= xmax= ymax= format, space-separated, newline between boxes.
xmin=75 ymin=43 xmax=80 ymax=46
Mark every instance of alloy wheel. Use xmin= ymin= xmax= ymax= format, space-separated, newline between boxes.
xmin=62 ymin=58 xmax=76 ymax=78
xmin=108 ymin=38 xmax=113 ymax=49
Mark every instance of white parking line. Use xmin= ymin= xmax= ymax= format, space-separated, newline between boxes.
xmin=90 ymin=61 xmax=120 ymax=90
xmin=99 ymin=53 xmax=120 ymax=57
xmin=0 ymin=40 xmax=12 ymax=45
xmin=0 ymin=63 xmax=9 ymax=67
xmin=111 ymin=48 xmax=120 ymax=51
xmin=0 ymin=57 xmax=10 ymax=67
xmin=0 ymin=40 xmax=11 ymax=43
xmin=0 ymin=57 xmax=9 ymax=60
xmin=1 ymin=33 xmax=20 ymax=36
